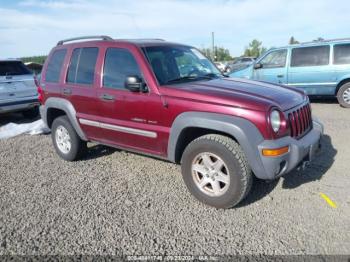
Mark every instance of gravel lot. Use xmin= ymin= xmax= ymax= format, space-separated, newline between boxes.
xmin=0 ymin=101 xmax=349 ymax=257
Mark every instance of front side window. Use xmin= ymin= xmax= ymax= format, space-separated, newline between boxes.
xmin=67 ymin=47 xmax=98 ymax=85
xmin=334 ymin=44 xmax=350 ymax=65
xmin=103 ymin=48 xmax=142 ymax=89
xmin=291 ymin=46 xmax=330 ymax=67
xmin=259 ymin=50 xmax=287 ymax=68
xmin=45 ymin=49 xmax=67 ymax=83
xmin=143 ymin=45 xmax=221 ymax=85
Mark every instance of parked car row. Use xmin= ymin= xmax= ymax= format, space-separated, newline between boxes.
xmin=214 ymin=57 xmax=256 ymax=74
xmin=225 ymin=57 xmax=256 ymax=73
xmin=0 ymin=59 xmax=39 ymax=118
xmin=38 ymin=36 xmax=323 ymax=209
xmin=230 ymin=38 xmax=350 ymax=108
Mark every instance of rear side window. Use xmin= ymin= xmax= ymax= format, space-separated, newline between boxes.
xmin=0 ymin=61 xmax=31 ymax=76
xmin=291 ymin=46 xmax=330 ymax=67
xmin=67 ymin=47 xmax=98 ymax=85
xmin=45 ymin=49 xmax=67 ymax=83
xmin=334 ymin=44 xmax=350 ymax=65
xmin=103 ymin=48 xmax=141 ymax=89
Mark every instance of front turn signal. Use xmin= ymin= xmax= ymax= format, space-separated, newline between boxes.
xmin=262 ymin=146 xmax=289 ymax=157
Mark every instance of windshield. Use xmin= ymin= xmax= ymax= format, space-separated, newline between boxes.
xmin=142 ymin=45 xmax=221 ymax=85
xmin=0 ymin=61 xmax=31 ymax=76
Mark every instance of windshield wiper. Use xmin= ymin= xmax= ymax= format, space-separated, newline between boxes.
xmin=166 ymin=73 xmax=220 ymax=84
xmin=166 ymin=76 xmax=200 ymax=84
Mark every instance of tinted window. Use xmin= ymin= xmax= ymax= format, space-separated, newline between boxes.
xmin=66 ymin=49 xmax=80 ymax=83
xmin=103 ymin=48 xmax=141 ymax=89
xmin=242 ymin=58 xmax=253 ymax=62
xmin=67 ymin=47 xmax=98 ymax=85
xmin=259 ymin=50 xmax=287 ymax=68
xmin=45 ymin=49 xmax=66 ymax=82
xmin=291 ymin=46 xmax=330 ymax=67
xmin=334 ymin=44 xmax=350 ymax=65
xmin=0 ymin=61 xmax=31 ymax=76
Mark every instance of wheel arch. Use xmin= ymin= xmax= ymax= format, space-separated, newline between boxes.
xmin=40 ymin=97 xmax=87 ymax=141
xmin=168 ymin=112 xmax=265 ymax=176
xmin=336 ymin=77 xmax=350 ymax=95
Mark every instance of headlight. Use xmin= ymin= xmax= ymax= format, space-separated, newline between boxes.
xmin=270 ymin=110 xmax=281 ymax=133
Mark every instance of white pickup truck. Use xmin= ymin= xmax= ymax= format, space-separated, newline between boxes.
xmin=0 ymin=59 xmax=39 ymax=118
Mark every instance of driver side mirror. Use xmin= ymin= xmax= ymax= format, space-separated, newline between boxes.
xmin=254 ymin=63 xmax=263 ymax=69
xmin=125 ymin=76 xmax=145 ymax=92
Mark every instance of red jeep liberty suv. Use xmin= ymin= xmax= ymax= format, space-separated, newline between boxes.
xmin=39 ymin=36 xmax=323 ymax=208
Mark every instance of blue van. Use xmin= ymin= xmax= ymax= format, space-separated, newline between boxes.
xmin=230 ymin=39 xmax=350 ymax=107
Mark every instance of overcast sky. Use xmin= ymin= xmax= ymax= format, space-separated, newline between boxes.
xmin=1 ymin=0 xmax=350 ymax=58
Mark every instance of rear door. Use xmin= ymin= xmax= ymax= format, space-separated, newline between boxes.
xmin=253 ymin=49 xmax=288 ymax=84
xmin=62 ymin=46 xmax=103 ymax=140
xmin=0 ymin=61 xmax=37 ymax=104
xmin=287 ymin=45 xmax=335 ymax=95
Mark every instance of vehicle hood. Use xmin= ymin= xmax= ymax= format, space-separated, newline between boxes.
xmin=160 ymin=77 xmax=306 ymax=112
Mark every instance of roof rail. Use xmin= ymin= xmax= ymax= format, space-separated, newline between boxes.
xmin=300 ymin=37 xmax=350 ymax=45
xmin=57 ymin=35 xmax=113 ymax=46
xmin=117 ymin=38 xmax=165 ymax=41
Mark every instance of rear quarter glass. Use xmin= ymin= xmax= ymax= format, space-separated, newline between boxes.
xmin=45 ymin=49 xmax=67 ymax=83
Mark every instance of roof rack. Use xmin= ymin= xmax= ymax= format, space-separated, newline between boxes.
xmin=300 ymin=37 xmax=350 ymax=45
xmin=117 ymin=38 xmax=165 ymax=41
xmin=57 ymin=35 xmax=113 ymax=46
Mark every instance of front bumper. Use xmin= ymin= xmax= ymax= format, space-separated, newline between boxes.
xmin=256 ymin=119 xmax=323 ymax=180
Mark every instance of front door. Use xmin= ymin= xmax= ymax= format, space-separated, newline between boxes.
xmin=95 ymin=47 xmax=165 ymax=156
xmin=253 ymin=49 xmax=288 ymax=84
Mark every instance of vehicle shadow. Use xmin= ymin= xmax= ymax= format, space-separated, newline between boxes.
xmin=282 ymin=134 xmax=336 ymax=189
xmin=80 ymin=144 xmax=118 ymax=161
xmin=309 ymin=96 xmax=338 ymax=104
xmin=0 ymin=112 xmax=40 ymax=126
xmin=238 ymin=134 xmax=336 ymax=207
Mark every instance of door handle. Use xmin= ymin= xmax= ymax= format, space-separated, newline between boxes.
xmin=100 ymin=94 xmax=115 ymax=101
xmin=63 ymin=88 xmax=72 ymax=95
xmin=277 ymin=74 xmax=284 ymax=78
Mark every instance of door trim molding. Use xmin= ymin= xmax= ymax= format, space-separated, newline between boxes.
xmin=79 ymin=118 xmax=157 ymax=138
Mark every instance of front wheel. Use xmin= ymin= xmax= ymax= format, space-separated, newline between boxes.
xmin=51 ymin=115 xmax=87 ymax=161
xmin=337 ymin=83 xmax=350 ymax=108
xmin=181 ymin=134 xmax=253 ymax=209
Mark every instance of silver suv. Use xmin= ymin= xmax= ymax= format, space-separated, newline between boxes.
xmin=0 ymin=59 xmax=39 ymax=118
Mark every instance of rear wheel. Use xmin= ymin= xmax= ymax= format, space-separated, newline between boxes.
xmin=51 ymin=115 xmax=87 ymax=161
xmin=337 ymin=83 xmax=350 ymax=108
xmin=181 ymin=134 xmax=253 ymax=209
xmin=22 ymin=106 xmax=39 ymax=119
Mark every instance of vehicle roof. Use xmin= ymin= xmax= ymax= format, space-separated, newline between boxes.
xmin=271 ymin=38 xmax=350 ymax=50
xmin=55 ymin=38 xmax=191 ymax=49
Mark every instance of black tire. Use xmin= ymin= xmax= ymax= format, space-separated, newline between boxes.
xmin=22 ymin=106 xmax=39 ymax=119
xmin=337 ymin=82 xmax=350 ymax=108
xmin=181 ymin=134 xmax=253 ymax=209
xmin=51 ymin=115 xmax=87 ymax=161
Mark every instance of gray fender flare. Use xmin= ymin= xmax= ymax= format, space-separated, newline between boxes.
xmin=40 ymin=97 xmax=87 ymax=141
xmin=167 ymin=112 xmax=265 ymax=177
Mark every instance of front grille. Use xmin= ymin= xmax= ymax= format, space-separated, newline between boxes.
xmin=287 ymin=103 xmax=312 ymax=139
